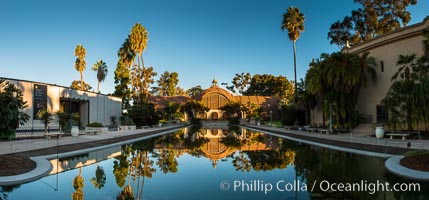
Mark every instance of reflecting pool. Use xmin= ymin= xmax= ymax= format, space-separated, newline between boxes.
xmin=1 ymin=127 xmax=428 ymax=200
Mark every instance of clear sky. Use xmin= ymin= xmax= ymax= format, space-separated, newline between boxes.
xmin=1 ymin=0 xmax=428 ymax=94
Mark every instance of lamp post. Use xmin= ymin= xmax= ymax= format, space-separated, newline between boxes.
xmin=267 ymin=104 xmax=271 ymax=126
xmin=270 ymin=110 xmax=273 ymax=127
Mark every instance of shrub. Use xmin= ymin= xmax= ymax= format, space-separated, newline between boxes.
xmin=0 ymin=79 xmax=30 ymax=140
xmin=120 ymin=115 xmax=135 ymax=126
xmin=87 ymin=122 xmax=103 ymax=127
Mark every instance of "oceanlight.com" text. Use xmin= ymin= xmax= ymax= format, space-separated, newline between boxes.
xmin=221 ymin=179 xmax=421 ymax=194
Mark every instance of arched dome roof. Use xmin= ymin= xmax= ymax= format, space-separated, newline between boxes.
xmin=193 ymin=85 xmax=234 ymax=101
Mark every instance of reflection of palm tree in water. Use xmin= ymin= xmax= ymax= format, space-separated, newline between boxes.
xmin=72 ymin=168 xmax=84 ymax=200
xmin=232 ymin=151 xmax=251 ymax=172
xmin=120 ymin=149 xmax=155 ymax=200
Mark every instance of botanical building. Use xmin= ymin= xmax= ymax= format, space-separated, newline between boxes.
xmin=149 ymin=79 xmax=280 ymax=120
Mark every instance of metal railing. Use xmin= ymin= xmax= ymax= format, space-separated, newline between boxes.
xmin=15 ymin=126 xmax=61 ymax=137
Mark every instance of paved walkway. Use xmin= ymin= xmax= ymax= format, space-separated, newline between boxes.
xmin=0 ymin=125 xmax=184 ymax=156
xmin=245 ymin=125 xmax=428 ymax=151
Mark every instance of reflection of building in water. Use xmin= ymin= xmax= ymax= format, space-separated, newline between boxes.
xmin=166 ymin=128 xmax=278 ymax=169
xmin=49 ymin=146 xmax=121 ymax=174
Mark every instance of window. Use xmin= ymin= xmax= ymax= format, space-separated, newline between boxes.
xmin=380 ymin=61 xmax=384 ymax=72
xmin=376 ymin=105 xmax=388 ymax=123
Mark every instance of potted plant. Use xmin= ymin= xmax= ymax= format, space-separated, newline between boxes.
xmin=37 ymin=109 xmax=53 ymax=134
xmin=70 ymin=112 xmax=80 ymax=137
xmin=374 ymin=124 xmax=385 ymax=139
xmin=86 ymin=122 xmax=108 ymax=134
xmin=56 ymin=111 xmax=68 ymax=133
xmin=119 ymin=115 xmax=136 ymax=131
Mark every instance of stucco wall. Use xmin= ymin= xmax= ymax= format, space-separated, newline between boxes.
xmin=350 ymin=19 xmax=428 ymax=123
xmin=310 ymin=17 xmax=428 ymax=125
xmin=4 ymin=78 xmax=122 ymax=128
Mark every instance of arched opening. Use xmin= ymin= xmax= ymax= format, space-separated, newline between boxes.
xmin=211 ymin=112 xmax=218 ymax=120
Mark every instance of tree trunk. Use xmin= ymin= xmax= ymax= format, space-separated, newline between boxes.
xmin=80 ymin=71 xmax=84 ymax=90
xmin=293 ymin=40 xmax=297 ymax=103
xmin=97 ymin=81 xmax=100 ymax=93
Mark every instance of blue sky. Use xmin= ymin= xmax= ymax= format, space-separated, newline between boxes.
xmin=1 ymin=0 xmax=428 ymax=94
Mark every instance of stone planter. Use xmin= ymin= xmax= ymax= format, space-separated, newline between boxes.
xmin=86 ymin=127 xmax=108 ymax=134
xmin=119 ymin=125 xmax=136 ymax=131
xmin=375 ymin=127 xmax=385 ymax=139
xmin=71 ymin=126 xmax=79 ymax=137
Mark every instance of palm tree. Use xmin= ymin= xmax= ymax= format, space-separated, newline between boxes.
xmin=392 ymin=54 xmax=417 ymax=81
xmin=37 ymin=109 xmax=53 ymax=134
xmin=306 ymin=52 xmax=377 ymax=128
xmin=92 ymin=60 xmax=108 ymax=93
xmin=130 ymin=23 xmax=149 ymax=101
xmin=281 ymin=6 xmax=305 ymax=101
xmin=74 ymin=44 xmax=87 ymax=91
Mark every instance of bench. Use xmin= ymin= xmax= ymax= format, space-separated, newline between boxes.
xmin=306 ymin=127 xmax=318 ymax=132
xmin=386 ymin=133 xmax=410 ymax=140
xmin=84 ymin=130 xmax=98 ymax=135
xmin=284 ymin=126 xmax=297 ymax=130
xmin=318 ymin=129 xmax=331 ymax=134
xmin=45 ymin=132 xmax=64 ymax=140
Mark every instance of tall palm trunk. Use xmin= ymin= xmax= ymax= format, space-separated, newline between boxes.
xmin=80 ymin=71 xmax=84 ymax=90
xmin=140 ymin=55 xmax=149 ymax=101
xmin=97 ymin=81 xmax=100 ymax=93
xmin=293 ymin=40 xmax=297 ymax=102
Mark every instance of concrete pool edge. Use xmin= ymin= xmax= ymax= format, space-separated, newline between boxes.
xmin=245 ymin=125 xmax=429 ymax=182
xmin=385 ymin=156 xmax=429 ymax=182
xmin=0 ymin=126 xmax=186 ymax=186
xmin=0 ymin=157 xmax=52 ymax=186
xmin=244 ymin=126 xmax=395 ymax=158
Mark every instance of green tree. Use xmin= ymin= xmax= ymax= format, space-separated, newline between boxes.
xmin=37 ymin=109 xmax=53 ymax=134
xmin=156 ymin=71 xmax=179 ymax=96
xmin=92 ymin=60 xmax=108 ymax=93
xmin=70 ymin=80 xmax=92 ymax=91
xmin=186 ymin=85 xmax=203 ymax=97
xmin=328 ymin=0 xmax=417 ymax=48
xmin=181 ymin=100 xmax=209 ymax=119
xmin=226 ymin=72 xmax=251 ymax=94
xmin=74 ymin=44 xmax=87 ymax=91
xmin=128 ymin=102 xmax=159 ymax=127
xmin=162 ymin=102 xmax=181 ymax=122
xmin=305 ymin=52 xmax=377 ymax=128
xmin=282 ymin=6 xmax=305 ymax=102
xmin=114 ymin=59 xmax=132 ymax=110
xmin=0 ymin=79 xmax=30 ymax=140
xmin=129 ymin=23 xmax=157 ymax=103
xmin=245 ymin=74 xmax=294 ymax=100
xmin=220 ymin=101 xmax=243 ymax=119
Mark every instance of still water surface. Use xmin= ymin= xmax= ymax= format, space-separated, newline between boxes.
xmin=1 ymin=127 xmax=428 ymax=200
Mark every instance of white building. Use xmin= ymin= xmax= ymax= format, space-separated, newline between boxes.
xmin=2 ymin=77 xmax=122 ymax=130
